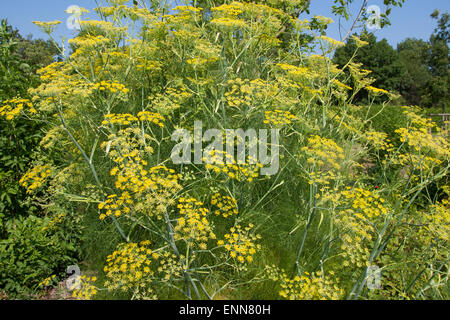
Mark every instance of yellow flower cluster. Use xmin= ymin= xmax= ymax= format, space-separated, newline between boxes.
xmin=72 ymin=276 xmax=98 ymax=300
xmin=98 ymin=192 xmax=133 ymax=220
xmin=92 ymin=80 xmax=130 ymax=94
xmin=210 ymin=1 xmax=285 ymax=32
xmin=364 ymin=131 xmax=394 ymax=151
xmin=351 ymin=35 xmax=369 ymax=48
xmin=242 ymin=2 xmax=285 ymax=18
xmin=211 ymin=193 xmax=239 ymax=218
xmin=314 ymin=15 xmax=334 ymax=26
xmin=301 ymin=135 xmax=344 ymax=185
xmin=166 ymin=5 xmax=203 ymax=25
xmin=0 ymin=98 xmax=36 ymax=120
xmin=169 ymin=5 xmax=203 ymax=25
xmin=136 ymin=58 xmax=162 ymax=72
xmin=210 ymin=3 xmax=245 ymax=28
xmin=79 ymin=19 xmax=126 ymax=36
xmin=68 ymin=35 xmax=111 ymax=48
xmin=113 ymin=164 xmax=181 ymax=219
xmin=339 ymin=233 xmax=371 ymax=269
xmin=420 ymin=199 xmax=450 ymax=244
xmin=393 ymin=108 xmax=449 ymax=159
xmin=174 ymin=197 xmax=216 ymax=249
xmin=204 ymin=150 xmax=263 ymax=182
xmin=112 ymin=153 xmax=150 ymax=192
xmin=186 ymin=57 xmax=219 ymax=67
xmin=217 ymin=224 xmax=261 ymax=263
xmin=365 ymin=86 xmax=389 ymax=95
xmin=211 ymin=17 xmax=246 ymax=28
xmin=317 ymin=35 xmax=345 ymax=48
xmin=109 ymin=149 xmax=150 ymax=191
xmin=32 ymin=20 xmax=61 ymax=34
xmin=137 ymin=111 xmax=165 ymax=127
xmin=94 ymin=3 xmax=125 ymax=17
xmin=185 ymin=40 xmax=221 ymax=69
xmin=101 ymin=111 xmax=164 ymax=129
xmin=99 ymin=127 xmax=181 ymax=220
xmin=211 ymin=3 xmax=243 ymax=17
xmin=391 ymin=154 xmax=442 ymax=182
xmin=173 ymin=5 xmax=203 ymax=15
xmin=150 ymin=87 xmax=192 ymax=115
xmin=332 ymin=187 xmax=388 ymax=268
xmin=41 ymin=213 xmax=66 ymax=231
xmin=264 ymin=110 xmax=296 ymax=126
xmin=332 ymin=79 xmax=353 ymax=91
xmin=348 ymin=62 xmax=375 ymax=90
xmin=155 ymin=251 xmax=183 ymax=282
xmin=276 ymin=63 xmax=309 ymax=78
xmin=341 ymin=187 xmax=388 ymax=220
xmin=102 ymin=113 xmax=138 ymax=126
xmin=38 ymin=275 xmax=57 ymax=288
xmin=36 ymin=62 xmax=65 ymax=81
xmin=276 ymin=270 xmax=344 ymax=300
xmin=330 ymin=113 xmax=361 ymax=135
xmin=104 ymin=241 xmax=158 ymax=293
xmin=224 ymin=78 xmax=279 ymax=109
xmin=19 ymin=165 xmax=52 ymax=193
xmin=107 ymin=129 xmax=152 ymax=157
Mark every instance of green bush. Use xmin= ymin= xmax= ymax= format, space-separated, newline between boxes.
xmin=362 ymin=104 xmax=409 ymax=144
xmin=0 ymin=215 xmax=76 ymax=298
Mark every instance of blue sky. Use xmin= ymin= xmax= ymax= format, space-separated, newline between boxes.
xmin=0 ymin=0 xmax=448 ymax=49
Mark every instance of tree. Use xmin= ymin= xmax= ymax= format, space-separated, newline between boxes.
xmin=0 ymin=20 xmax=32 ymax=99
xmin=333 ymin=31 xmax=404 ymax=102
xmin=424 ymin=10 xmax=449 ymax=112
xmin=331 ymin=0 xmax=406 ymax=41
xmin=0 ymin=20 xmax=61 ymax=98
xmin=0 ymin=20 xmax=59 ymax=223
xmin=397 ymin=38 xmax=432 ymax=106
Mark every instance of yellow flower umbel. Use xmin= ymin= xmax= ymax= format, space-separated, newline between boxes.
xmin=211 ymin=193 xmax=239 ymax=218
xmin=19 ymin=165 xmax=52 ymax=194
xmin=203 ymin=150 xmax=263 ymax=182
xmin=137 ymin=111 xmax=165 ymax=127
xmin=224 ymin=78 xmax=279 ymax=110
xmin=365 ymin=85 xmax=389 ymax=96
xmin=395 ymin=107 xmax=449 ymax=158
xmin=218 ymin=224 xmax=261 ymax=264
xmin=103 ymin=241 xmax=158 ymax=298
xmin=71 ymin=276 xmax=98 ymax=300
xmin=363 ymin=131 xmax=394 ymax=152
xmin=317 ymin=35 xmax=345 ymax=48
xmin=92 ymin=80 xmax=130 ymax=99
xmin=38 ymin=275 xmax=57 ymax=289
xmin=332 ymin=187 xmax=388 ymax=269
xmin=276 ymin=63 xmax=309 ymax=79
xmin=269 ymin=267 xmax=344 ymax=300
xmin=41 ymin=213 xmax=67 ymax=231
xmin=101 ymin=113 xmax=138 ymax=126
xmin=154 ymin=251 xmax=184 ymax=282
xmin=332 ymin=79 xmax=353 ymax=91
xmin=99 ymin=125 xmax=181 ymax=220
xmin=174 ymin=197 xmax=216 ymax=249
xmin=301 ymin=135 xmax=345 ymax=185
xmin=150 ymin=87 xmax=193 ymax=115
xmin=0 ymin=98 xmax=37 ymax=120
xmin=32 ymin=20 xmax=61 ymax=34
xmin=98 ymin=193 xmax=133 ymax=220
xmin=420 ymin=199 xmax=450 ymax=244
xmin=264 ymin=110 xmax=296 ymax=126
xmin=68 ymin=35 xmax=111 ymax=49
xmin=210 ymin=3 xmax=246 ymax=29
